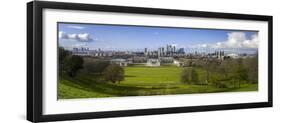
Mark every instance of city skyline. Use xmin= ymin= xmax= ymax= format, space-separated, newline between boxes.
xmin=58 ymin=23 xmax=259 ymax=53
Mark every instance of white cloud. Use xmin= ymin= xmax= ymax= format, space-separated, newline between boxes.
xmin=67 ymin=25 xmax=85 ymax=29
xmin=201 ymin=44 xmax=208 ymax=48
xmin=59 ymin=31 xmax=93 ymax=42
xmin=243 ymin=34 xmax=258 ymax=48
xmin=171 ymin=43 xmax=178 ymax=47
xmin=197 ymin=32 xmax=258 ymax=49
xmin=77 ymin=33 xmax=92 ymax=41
xmin=59 ymin=31 xmax=67 ymax=39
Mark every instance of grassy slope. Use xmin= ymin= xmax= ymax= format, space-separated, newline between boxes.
xmin=59 ymin=65 xmax=258 ymax=99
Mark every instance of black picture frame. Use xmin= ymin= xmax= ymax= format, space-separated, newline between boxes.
xmin=27 ymin=1 xmax=273 ymax=122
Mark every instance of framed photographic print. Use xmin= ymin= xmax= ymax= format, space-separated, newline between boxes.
xmin=27 ymin=1 xmax=273 ymax=122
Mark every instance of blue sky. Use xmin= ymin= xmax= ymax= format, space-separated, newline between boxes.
xmin=58 ymin=23 xmax=258 ymax=53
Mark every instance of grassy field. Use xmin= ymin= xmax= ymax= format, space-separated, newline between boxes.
xmin=58 ymin=64 xmax=258 ymax=99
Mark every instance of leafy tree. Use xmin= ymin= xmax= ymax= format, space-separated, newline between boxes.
xmin=59 ymin=47 xmax=70 ymax=75
xmin=83 ymin=61 xmax=96 ymax=74
xmin=191 ymin=68 xmax=199 ymax=84
xmin=250 ymin=55 xmax=258 ymax=83
xmin=63 ymin=55 xmax=84 ymax=77
xmin=202 ymin=59 xmax=217 ymax=83
xmin=59 ymin=47 xmax=84 ymax=77
xmin=83 ymin=60 xmax=110 ymax=74
xmin=217 ymin=59 xmax=233 ymax=78
xmin=181 ymin=68 xmax=190 ymax=84
xmin=245 ymin=55 xmax=258 ymax=83
xmin=234 ymin=58 xmax=248 ymax=87
xmin=103 ymin=64 xmax=125 ymax=83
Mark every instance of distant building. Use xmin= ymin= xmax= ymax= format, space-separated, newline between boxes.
xmin=146 ymin=59 xmax=160 ymax=66
xmin=177 ymin=48 xmax=185 ymax=54
xmin=143 ymin=44 xmax=185 ymax=58
xmin=133 ymin=56 xmax=147 ymax=63
xmin=226 ymin=53 xmax=239 ymax=59
xmin=72 ymin=47 xmax=90 ymax=56
xmin=208 ymin=50 xmax=225 ymax=60
xmin=160 ymin=57 xmax=174 ymax=63
xmin=144 ymin=48 xmax=148 ymax=57
xmin=216 ymin=51 xmax=225 ymax=60
xmin=110 ymin=58 xmax=129 ymax=66
xmin=173 ymin=60 xmax=184 ymax=67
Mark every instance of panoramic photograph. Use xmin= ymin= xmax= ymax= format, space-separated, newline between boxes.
xmin=58 ymin=22 xmax=259 ymax=99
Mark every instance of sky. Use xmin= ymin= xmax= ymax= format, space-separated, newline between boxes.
xmin=58 ymin=23 xmax=259 ymax=53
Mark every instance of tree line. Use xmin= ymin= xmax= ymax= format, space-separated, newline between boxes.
xmin=180 ymin=55 xmax=258 ymax=88
xmin=59 ymin=47 xmax=125 ymax=83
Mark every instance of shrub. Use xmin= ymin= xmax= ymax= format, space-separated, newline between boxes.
xmin=103 ymin=64 xmax=125 ymax=83
xmin=181 ymin=68 xmax=190 ymax=84
xmin=191 ymin=68 xmax=199 ymax=84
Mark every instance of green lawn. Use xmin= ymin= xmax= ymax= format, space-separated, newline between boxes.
xmin=59 ymin=64 xmax=258 ymax=99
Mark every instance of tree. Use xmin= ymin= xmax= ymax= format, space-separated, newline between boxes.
xmin=202 ymin=59 xmax=217 ymax=83
xmin=191 ymin=68 xmax=199 ymax=84
xmin=83 ymin=60 xmax=110 ymax=74
xmin=246 ymin=55 xmax=258 ymax=83
xmin=181 ymin=68 xmax=190 ymax=84
xmin=59 ymin=47 xmax=70 ymax=75
xmin=234 ymin=58 xmax=248 ymax=88
xmin=217 ymin=59 xmax=232 ymax=78
xmin=63 ymin=55 xmax=84 ymax=77
xmin=103 ymin=64 xmax=125 ymax=83
xmin=59 ymin=47 xmax=84 ymax=77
